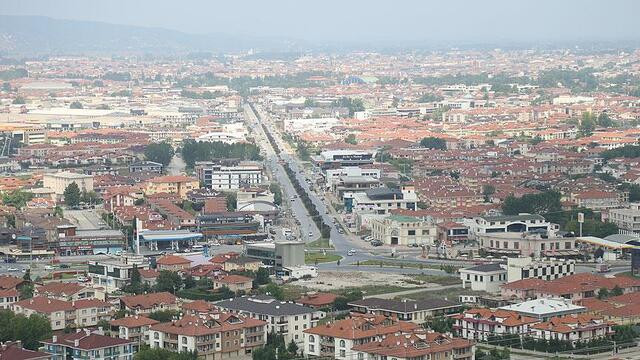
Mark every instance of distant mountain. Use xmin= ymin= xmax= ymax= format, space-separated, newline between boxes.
xmin=0 ymin=15 xmax=297 ymax=56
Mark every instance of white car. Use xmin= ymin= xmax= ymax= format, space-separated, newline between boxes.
xmin=44 ymin=265 xmax=55 ymax=270
xmin=7 ymin=267 xmax=18 ymax=272
xmin=77 ymin=276 xmax=89 ymax=282
xmin=308 ymin=232 xmax=313 ymax=237
xmin=347 ymin=250 xmax=356 ymax=256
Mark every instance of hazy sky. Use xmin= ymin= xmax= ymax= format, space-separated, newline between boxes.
xmin=2 ymin=0 xmax=640 ymax=44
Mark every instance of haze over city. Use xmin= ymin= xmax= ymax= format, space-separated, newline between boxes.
xmin=1 ymin=2 xmax=640 ymax=360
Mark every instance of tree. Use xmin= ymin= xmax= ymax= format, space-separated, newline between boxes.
xmin=502 ymin=191 xmax=562 ymax=215
xmin=69 ymin=101 xmax=83 ymax=109
xmin=2 ymin=190 xmax=33 ymax=209
xmin=304 ymin=98 xmax=314 ymax=107
xmin=420 ymin=137 xmax=447 ymax=150
xmin=144 ymin=142 xmax=175 ymax=166
xmin=155 ymin=271 xmax=183 ymax=294
xmin=63 ymin=182 xmax=81 ymax=207
xmin=287 ymin=339 xmax=299 ymax=356
xmin=12 ymin=96 xmax=25 ymax=104
xmin=260 ymin=283 xmax=284 ymax=300
xmin=183 ymin=274 xmax=196 ymax=289
xmin=134 ymin=345 xmax=198 ymax=360
xmin=19 ymin=283 xmax=34 ymax=300
xmin=578 ymin=112 xmax=596 ymax=137
xmin=147 ymin=310 xmax=180 ymax=323
xmin=1 ymin=82 xmax=10 ymax=92
xmin=225 ymin=192 xmax=237 ymax=211
xmin=345 ymin=133 xmax=357 ymax=145
xmin=255 ymin=267 xmax=271 ymax=286
xmin=597 ymin=112 xmax=614 ymax=128
xmin=482 ymin=184 xmax=496 ymax=202
xmin=0 ymin=311 xmax=52 ymax=350
xmin=269 ymin=183 xmax=282 ymax=206
xmin=611 ymin=285 xmax=624 ymax=297
xmin=597 ymin=287 xmax=610 ymax=299
xmin=53 ymin=206 xmax=64 ymax=218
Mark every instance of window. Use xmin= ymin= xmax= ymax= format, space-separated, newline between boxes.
xmin=340 ymin=340 xmax=346 ymax=347
xmin=340 ymin=350 xmax=346 ymax=357
xmin=408 ymin=230 xmax=416 ymax=236
xmin=309 ymin=335 xmax=315 ymax=343
xmin=309 ymin=344 xmax=315 ymax=352
xmin=182 ymin=337 xmax=187 ymax=344
xmin=154 ymin=333 xmax=159 ymax=340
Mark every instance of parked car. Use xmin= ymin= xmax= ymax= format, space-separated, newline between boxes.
xmin=77 ymin=276 xmax=89 ymax=282
xmin=7 ymin=267 xmax=18 ymax=272
xmin=371 ymin=240 xmax=383 ymax=247
xmin=347 ymin=249 xmax=356 ymax=256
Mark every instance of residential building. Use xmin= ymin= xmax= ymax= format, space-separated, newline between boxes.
xmin=0 ymin=288 xmax=18 ymax=310
xmin=304 ymin=315 xmax=419 ymax=359
xmin=296 ymin=293 xmax=338 ymax=309
xmin=144 ymin=175 xmax=199 ymax=200
xmin=156 ymin=254 xmax=192 ymax=272
xmin=42 ymin=172 xmax=94 ymax=198
xmin=531 ymin=314 xmax=613 ymax=344
xmin=148 ymin=313 xmax=267 ymax=358
xmin=195 ymin=160 xmax=263 ymax=190
xmin=42 ymin=330 xmax=134 ymax=360
xmin=501 ymin=273 xmax=640 ymax=301
xmin=608 ymin=204 xmax=640 ymax=236
xmin=129 ymin=161 xmax=164 ymax=173
xmin=120 ymin=292 xmax=178 ymax=314
xmin=110 ymin=315 xmax=159 ymax=352
xmin=213 ymin=274 xmax=253 ymax=293
xmin=348 ymin=298 xmax=462 ymax=324
xmin=351 ymin=330 xmax=475 ymax=360
xmin=0 ymin=341 xmax=52 ymax=360
xmin=459 ymin=263 xmax=507 ymax=293
xmin=348 ymin=185 xmax=418 ymax=215
xmin=453 ymin=308 xmax=539 ymax=341
xmin=12 ymin=297 xmax=112 ymax=331
xmin=216 ymin=295 xmax=325 ymax=346
xmin=370 ymin=214 xmax=438 ymax=246
xmin=477 ymin=231 xmax=577 ymax=257
xmin=466 ymin=214 xmax=551 ymax=237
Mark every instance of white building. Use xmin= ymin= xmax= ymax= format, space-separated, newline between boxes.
xmin=283 ymin=117 xmax=340 ymax=134
xmin=349 ymin=185 xmax=418 ymax=216
xmin=216 ymin=295 xmax=325 ymax=346
xmin=498 ymin=298 xmax=585 ymax=321
xmin=459 ymin=263 xmax=507 ymax=293
xmin=608 ymin=204 xmax=640 ymax=236
xmin=465 ymin=214 xmax=551 ymax=237
xmin=370 ymin=214 xmax=437 ymax=246
xmin=506 ymin=257 xmax=575 ymax=282
xmin=43 ymin=171 xmax=94 ymax=197
xmin=195 ymin=161 xmax=263 ymax=190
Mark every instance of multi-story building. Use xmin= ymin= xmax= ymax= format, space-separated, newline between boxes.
xmin=216 ymin=295 xmax=324 ymax=346
xmin=347 ymin=185 xmax=418 ymax=215
xmin=453 ymin=308 xmax=540 ymax=341
xmin=314 ymin=149 xmax=376 ymax=170
xmin=129 ymin=161 xmax=164 ymax=173
xmin=244 ymin=241 xmax=305 ymax=269
xmin=370 ymin=214 xmax=437 ymax=246
xmin=304 ymin=315 xmax=418 ymax=359
xmin=351 ymin=330 xmax=475 ymax=360
xmin=498 ymin=298 xmax=586 ymax=321
xmin=466 ymin=214 xmax=551 ymax=237
xmin=477 ymin=231 xmax=577 ymax=258
xmin=459 ymin=263 xmax=507 ymax=293
xmin=195 ymin=160 xmax=263 ymax=190
xmin=110 ymin=315 xmax=159 ymax=352
xmin=0 ymin=341 xmax=52 ymax=360
xmin=148 ymin=313 xmax=267 ymax=359
xmin=42 ymin=329 xmax=134 ymax=360
xmin=348 ymin=298 xmax=462 ymax=324
xmin=506 ymin=257 xmax=575 ymax=282
xmin=12 ymin=297 xmax=112 ymax=331
xmin=156 ymin=254 xmax=192 ymax=272
xmin=42 ymin=172 xmax=94 ymax=198
xmin=88 ymin=255 xmax=149 ymax=292
xmin=531 ymin=314 xmax=613 ymax=344
xmin=120 ymin=292 xmax=179 ymax=314
xmin=144 ymin=175 xmax=199 ymax=200
xmin=608 ymin=204 xmax=640 ymax=236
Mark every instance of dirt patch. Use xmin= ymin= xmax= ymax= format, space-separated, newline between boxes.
xmin=295 ymin=271 xmax=439 ymax=291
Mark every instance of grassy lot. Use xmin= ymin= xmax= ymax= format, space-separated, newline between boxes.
xmin=305 ymin=252 xmax=341 ymax=264
xmin=400 ymin=286 xmax=488 ymax=302
xmin=357 ymin=260 xmax=459 ymax=273
xmin=405 ymin=274 xmax=461 ymax=286
xmin=305 ymin=238 xmax=334 ymax=249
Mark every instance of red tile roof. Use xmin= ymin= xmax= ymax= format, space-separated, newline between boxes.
xmin=120 ymin=292 xmax=177 ymax=310
xmin=110 ymin=315 xmax=159 ymax=328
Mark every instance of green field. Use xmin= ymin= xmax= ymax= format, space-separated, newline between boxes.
xmin=305 ymin=252 xmax=341 ymax=264
xmin=305 ymin=238 xmax=334 ymax=249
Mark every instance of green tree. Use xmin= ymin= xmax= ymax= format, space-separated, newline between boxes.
xmin=287 ymin=339 xmax=299 ymax=356
xmin=2 ymin=312 xmax=53 ymax=350
xmin=63 ymin=182 xmax=81 ymax=207
xmin=419 ymin=137 xmax=447 ymax=150
xmin=19 ymin=283 xmax=34 ymax=300
xmin=147 ymin=310 xmax=180 ymax=323
xmin=269 ymin=183 xmax=282 ymax=206
xmin=134 ymin=345 xmax=198 ymax=360
xmin=144 ymin=142 xmax=175 ymax=166
xmin=69 ymin=101 xmax=83 ymax=109
xmin=260 ymin=283 xmax=284 ymax=301
xmin=255 ymin=267 xmax=271 ymax=285
xmin=2 ymin=190 xmax=33 ymax=209
xmin=502 ymin=191 xmax=562 ymax=215
xmin=597 ymin=112 xmax=614 ymax=127
xmin=225 ymin=192 xmax=237 ymax=211
xmin=578 ymin=112 xmax=596 ymax=137
xmin=155 ymin=271 xmax=183 ymax=294
xmin=610 ymin=285 xmax=624 ymax=297
xmin=1 ymin=82 xmax=10 ymax=92
xmin=345 ymin=133 xmax=357 ymax=145
xmin=597 ymin=287 xmax=610 ymax=299
xmin=304 ymin=98 xmax=315 ymax=107
xmin=482 ymin=184 xmax=496 ymax=202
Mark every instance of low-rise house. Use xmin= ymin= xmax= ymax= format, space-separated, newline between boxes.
xmin=351 ymin=330 xmax=475 ymax=360
xmin=120 ymin=292 xmax=178 ymax=314
xmin=156 ymin=254 xmax=192 ymax=272
xmin=110 ymin=315 xmax=159 ymax=352
xmin=138 ymin=269 xmax=160 ymax=287
xmin=531 ymin=314 xmax=613 ymax=344
xmin=216 ymin=295 xmax=325 ymax=346
xmin=0 ymin=341 xmax=52 ymax=360
xmin=213 ymin=274 xmax=253 ymax=293
xmin=459 ymin=263 xmax=506 ymax=293
xmin=453 ymin=308 xmax=540 ymax=341
xmin=0 ymin=288 xmax=18 ymax=310
xmin=149 ymin=313 xmax=267 ymax=358
xmin=349 ymin=297 xmax=462 ymax=324
xmin=42 ymin=329 xmax=134 ymax=360
xmin=296 ymin=292 xmax=338 ymax=309
xmin=304 ymin=315 xmax=418 ymax=359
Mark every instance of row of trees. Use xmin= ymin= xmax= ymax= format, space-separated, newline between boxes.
xmin=144 ymin=142 xmax=175 ymax=166
xmin=181 ymin=140 xmax=262 ymax=168
xmin=0 ymin=310 xmax=52 ymax=350
xmin=283 ymin=163 xmax=331 ymax=239
xmin=502 ymin=191 xmax=562 ymax=216
xmin=63 ymin=182 xmax=102 ymax=207
xmin=134 ymin=345 xmax=197 ymax=360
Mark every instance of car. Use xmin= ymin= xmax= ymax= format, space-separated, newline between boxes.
xmin=337 ymin=229 xmax=344 ymax=234
xmin=77 ymin=276 xmax=89 ymax=282
xmin=308 ymin=232 xmax=313 ymax=237
xmin=59 ymin=264 xmax=70 ymax=269
xmin=347 ymin=249 xmax=356 ymax=256
xmin=371 ymin=240 xmax=383 ymax=247
xmin=408 ymin=243 xmax=419 ymax=248
xmin=44 ymin=265 xmax=55 ymax=270
xmin=7 ymin=267 xmax=18 ymax=272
